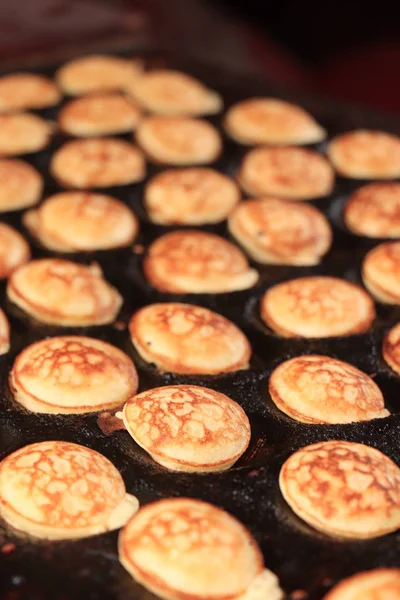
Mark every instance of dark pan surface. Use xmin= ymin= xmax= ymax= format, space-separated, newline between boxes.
xmin=0 ymin=50 xmax=399 ymax=600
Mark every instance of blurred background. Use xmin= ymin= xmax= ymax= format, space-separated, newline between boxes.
xmin=1 ymin=0 xmax=400 ymax=114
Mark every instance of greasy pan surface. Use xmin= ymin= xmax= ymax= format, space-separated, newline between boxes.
xmin=0 ymin=50 xmax=399 ymax=600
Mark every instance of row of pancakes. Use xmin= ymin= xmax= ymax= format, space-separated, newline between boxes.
xmin=0 ymin=437 xmax=398 ymax=599
xmin=0 ymin=119 xmax=398 ymax=187
xmin=3 ymin=246 xmax=400 ymax=330
xmin=2 ymin=179 xmax=400 ymax=270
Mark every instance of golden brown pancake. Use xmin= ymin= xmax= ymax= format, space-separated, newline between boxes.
xmin=56 ymin=55 xmax=143 ymax=96
xmin=129 ymin=302 xmax=251 ymax=374
xmin=58 ymin=93 xmax=142 ymax=137
xmin=344 ymin=183 xmax=400 ymax=238
xmin=0 ymin=308 xmax=10 ymax=355
xmin=362 ymin=241 xmax=400 ymax=304
xmin=323 ymin=569 xmax=400 ymax=600
xmin=328 ymin=130 xmax=400 ymax=179
xmin=279 ymin=440 xmax=400 ymax=538
xmin=129 ymin=69 xmax=222 ymax=116
xmin=10 ymin=335 xmax=138 ymax=414
xmin=228 ymin=197 xmax=332 ymax=265
xmin=119 ymin=498 xmax=283 ymax=600
xmin=122 ymin=385 xmax=250 ymax=472
xmin=224 ymin=98 xmax=326 ymax=146
xmin=382 ymin=322 xmax=400 ymax=376
xmin=136 ymin=116 xmax=222 ymax=166
xmin=0 ymin=113 xmax=52 ymax=156
xmin=0 ymin=223 xmax=30 ymax=278
xmin=261 ymin=276 xmax=375 ymax=338
xmin=7 ymin=258 xmax=122 ymax=326
xmin=0 ymin=440 xmax=139 ymax=539
xmin=50 ymin=138 xmax=145 ymax=188
xmin=238 ymin=146 xmax=334 ymax=199
xmin=23 ymin=191 xmax=139 ymax=252
xmin=145 ymin=167 xmax=240 ymax=225
xmin=144 ymin=230 xmax=259 ymax=294
xmin=0 ymin=159 xmax=42 ymax=212
xmin=269 ymin=355 xmax=389 ymax=424
xmin=0 ymin=73 xmax=61 ymax=113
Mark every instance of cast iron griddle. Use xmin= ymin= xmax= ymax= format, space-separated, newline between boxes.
xmin=0 ymin=50 xmax=399 ymax=600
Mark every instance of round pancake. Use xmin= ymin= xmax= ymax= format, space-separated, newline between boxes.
xmin=344 ymin=183 xmax=400 ymax=238
xmin=129 ymin=69 xmax=222 ymax=116
xmin=144 ymin=230 xmax=259 ymax=294
xmin=58 ymin=93 xmax=142 ymax=137
xmin=279 ymin=440 xmax=400 ymax=538
xmin=238 ymin=146 xmax=334 ymax=200
xmin=0 ymin=308 xmax=10 ymax=355
xmin=260 ymin=276 xmax=375 ymax=338
xmin=0 ymin=159 xmax=42 ymax=213
xmin=50 ymin=138 xmax=145 ymax=188
xmin=7 ymin=258 xmax=122 ymax=326
xmin=228 ymin=197 xmax=332 ymax=265
xmin=144 ymin=167 xmax=240 ymax=225
xmin=0 ymin=113 xmax=52 ymax=156
xmin=0 ymin=223 xmax=30 ymax=278
xmin=136 ymin=116 xmax=222 ymax=166
xmin=323 ymin=569 xmax=400 ymax=600
xmin=10 ymin=335 xmax=138 ymax=414
xmin=224 ymin=98 xmax=326 ymax=146
xmin=118 ymin=497 xmax=267 ymax=600
xmin=0 ymin=73 xmax=61 ymax=113
xmin=0 ymin=440 xmax=139 ymax=539
xmin=56 ymin=55 xmax=143 ymax=96
xmin=123 ymin=385 xmax=250 ymax=472
xmin=362 ymin=241 xmax=400 ymax=304
xmin=328 ymin=130 xmax=400 ymax=179
xmin=382 ymin=322 xmax=400 ymax=376
xmin=269 ymin=355 xmax=389 ymax=424
xmin=129 ymin=302 xmax=251 ymax=375
xmin=23 ymin=191 xmax=139 ymax=252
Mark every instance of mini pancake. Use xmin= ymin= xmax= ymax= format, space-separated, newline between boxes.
xmin=144 ymin=230 xmax=259 ymax=294
xmin=129 ymin=302 xmax=251 ymax=375
xmin=0 ymin=73 xmax=61 ymax=113
xmin=261 ymin=276 xmax=375 ymax=338
xmin=323 ymin=569 xmax=400 ymax=600
xmin=136 ymin=116 xmax=222 ymax=166
xmin=144 ymin=167 xmax=240 ymax=225
xmin=0 ymin=113 xmax=52 ymax=156
xmin=0 ymin=440 xmax=139 ymax=539
xmin=269 ymin=355 xmax=389 ymax=424
xmin=10 ymin=335 xmax=138 ymax=414
xmin=382 ymin=322 xmax=400 ymax=376
xmin=279 ymin=440 xmax=400 ymax=539
xmin=129 ymin=69 xmax=222 ymax=116
xmin=362 ymin=241 xmax=400 ymax=304
xmin=328 ymin=130 xmax=400 ymax=179
xmin=238 ymin=146 xmax=334 ymax=200
xmin=58 ymin=93 xmax=142 ymax=137
xmin=56 ymin=55 xmax=143 ymax=96
xmin=7 ymin=258 xmax=122 ymax=326
xmin=224 ymin=98 xmax=326 ymax=146
xmin=0 ymin=223 xmax=30 ymax=278
xmin=0 ymin=308 xmax=10 ymax=355
xmin=119 ymin=498 xmax=283 ymax=600
xmin=50 ymin=138 xmax=145 ymax=188
xmin=122 ymin=385 xmax=250 ymax=472
xmin=23 ymin=191 xmax=139 ymax=252
xmin=228 ymin=197 xmax=332 ymax=265
xmin=344 ymin=183 xmax=400 ymax=238
xmin=0 ymin=159 xmax=42 ymax=212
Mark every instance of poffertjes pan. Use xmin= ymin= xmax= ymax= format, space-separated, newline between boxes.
xmin=0 ymin=50 xmax=399 ymax=600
